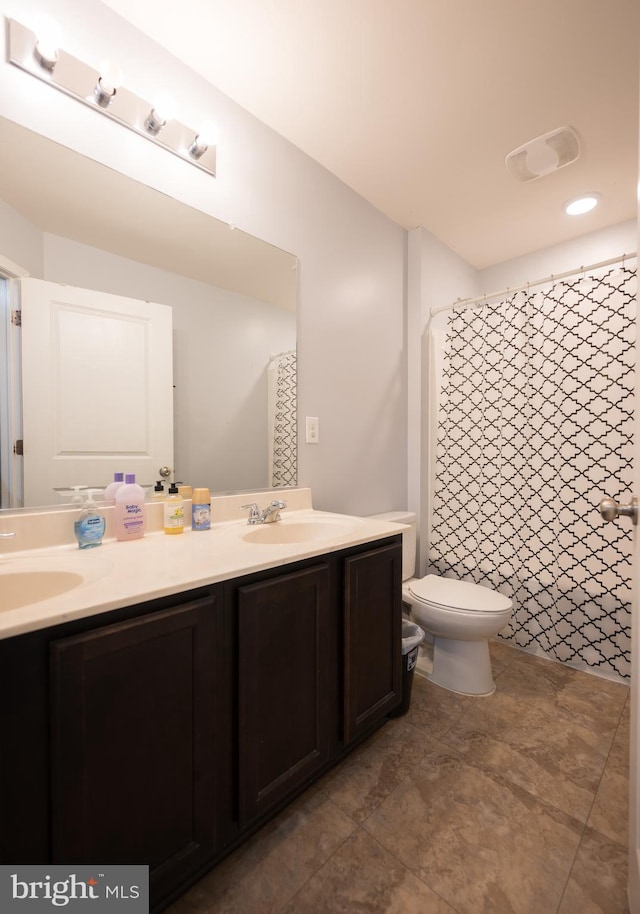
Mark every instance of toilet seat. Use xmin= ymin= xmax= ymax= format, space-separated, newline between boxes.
xmin=407 ymin=574 xmax=512 ymax=613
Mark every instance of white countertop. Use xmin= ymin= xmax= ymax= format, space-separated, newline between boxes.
xmin=0 ymin=507 xmax=406 ymax=640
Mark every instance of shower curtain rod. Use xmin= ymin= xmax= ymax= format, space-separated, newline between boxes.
xmin=430 ymin=251 xmax=637 ymax=317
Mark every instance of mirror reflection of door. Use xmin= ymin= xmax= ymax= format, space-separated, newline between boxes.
xmin=17 ymin=278 xmax=173 ymax=507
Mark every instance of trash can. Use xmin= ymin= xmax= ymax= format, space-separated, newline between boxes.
xmin=389 ymin=620 xmax=424 ymax=718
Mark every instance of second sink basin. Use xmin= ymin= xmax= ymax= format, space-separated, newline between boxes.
xmin=242 ymin=518 xmax=355 ymax=545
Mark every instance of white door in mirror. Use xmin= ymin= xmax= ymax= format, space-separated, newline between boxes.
xmin=19 ymin=278 xmax=174 ymax=507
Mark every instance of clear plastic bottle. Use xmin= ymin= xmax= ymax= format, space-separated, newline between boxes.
xmin=152 ymin=480 xmax=166 ymax=499
xmin=104 ymin=472 xmax=125 ymax=504
xmin=74 ymin=489 xmax=106 ymax=549
xmin=114 ymin=473 xmax=146 ymax=541
xmin=164 ymin=482 xmax=184 ymax=535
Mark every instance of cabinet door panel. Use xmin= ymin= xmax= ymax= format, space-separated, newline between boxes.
xmin=238 ymin=564 xmax=330 ymax=826
xmin=50 ymin=594 xmax=222 ymax=900
xmin=343 ymin=543 xmax=402 ymax=742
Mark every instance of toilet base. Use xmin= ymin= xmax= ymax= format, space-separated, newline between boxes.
xmin=429 ymin=636 xmax=495 ymax=696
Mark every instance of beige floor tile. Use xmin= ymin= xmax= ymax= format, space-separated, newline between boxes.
xmin=166 ymin=789 xmax=356 ymax=914
xmin=319 ymin=718 xmax=434 ymax=823
xmin=496 ymin=651 xmax=628 ymax=749
xmin=443 ymin=688 xmax=609 ymax=821
xmin=283 ymin=829 xmax=457 ymax=913
xmin=365 ymin=740 xmax=583 ymax=914
xmin=490 ymin=638 xmax=521 ymax=675
xmin=588 ymin=704 xmax=630 ymax=845
xmin=402 ymin=671 xmax=475 ymax=737
xmin=557 ymin=825 xmax=628 ymax=914
xmin=164 ymin=649 xmax=630 ymax=914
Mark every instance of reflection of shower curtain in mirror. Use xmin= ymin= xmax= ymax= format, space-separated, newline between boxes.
xmin=430 ymin=264 xmax=636 ymax=681
xmin=268 ymin=351 xmax=297 ymax=488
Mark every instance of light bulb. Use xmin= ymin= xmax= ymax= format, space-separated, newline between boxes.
xmin=564 ymin=194 xmax=600 ymax=216
xmin=197 ymin=120 xmax=219 ymax=147
xmin=152 ymin=93 xmax=176 ymax=124
xmin=98 ymin=59 xmax=123 ymax=95
xmin=32 ymin=14 xmax=62 ymax=69
xmin=189 ymin=120 xmax=219 ymax=159
xmin=144 ymin=93 xmax=176 ymax=135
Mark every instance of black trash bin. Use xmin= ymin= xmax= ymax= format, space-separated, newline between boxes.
xmin=389 ymin=620 xmax=424 ymax=717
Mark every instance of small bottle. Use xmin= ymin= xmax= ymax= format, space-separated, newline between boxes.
xmin=74 ymin=489 xmax=106 ymax=549
xmin=104 ymin=472 xmax=125 ymax=504
xmin=114 ymin=474 xmax=146 ymax=541
xmin=164 ymin=482 xmax=185 ymax=535
xmin=191 ymin=487 xmax=211 ymax=531
xmin=152 ymin=480 xmax=166 ymax=499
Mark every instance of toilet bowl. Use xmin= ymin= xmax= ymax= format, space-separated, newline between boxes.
xmin=368 ymin=512 xmax=512 ymax=696
xmin=403 ymin=574 xmax=512 ymax=695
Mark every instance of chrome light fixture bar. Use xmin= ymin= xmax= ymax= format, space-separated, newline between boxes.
xmin=7 ymin=18 xmax=217 ymax=177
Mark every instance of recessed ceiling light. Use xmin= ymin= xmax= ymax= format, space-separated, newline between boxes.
xmin=564 ymin=194 xmax=600 ymax=216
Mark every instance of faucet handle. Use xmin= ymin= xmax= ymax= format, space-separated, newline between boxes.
xmin=270 ymin=500 xmax=287 ymax=509
xmin=241 ymin=503 xmax=261 ymax=522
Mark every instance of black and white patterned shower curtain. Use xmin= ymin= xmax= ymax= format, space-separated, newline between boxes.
xmin=269 ymin=351 xmax=297 ymax=488
xmin=429 ymin=264 xmax=636 ymax=680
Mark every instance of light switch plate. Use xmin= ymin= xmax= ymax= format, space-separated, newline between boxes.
xmin=305 ymin=416 xmax=319 ymax=444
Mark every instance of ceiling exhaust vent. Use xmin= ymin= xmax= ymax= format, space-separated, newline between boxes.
xmin=505 ymin=126 xmax=581 ymax=183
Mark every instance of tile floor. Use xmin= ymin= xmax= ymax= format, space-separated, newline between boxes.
xmin=167 ymin=641 xmax=630 ymax=914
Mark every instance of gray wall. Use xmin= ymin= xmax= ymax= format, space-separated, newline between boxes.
xmin=0 ymin=0 xmax=407 ymax=515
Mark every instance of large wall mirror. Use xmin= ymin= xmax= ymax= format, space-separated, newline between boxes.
xmin=0 ymin=117 xmax=297 ymax=511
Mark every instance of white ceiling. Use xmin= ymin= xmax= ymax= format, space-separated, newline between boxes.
xmin=102 ymin=0 xmax=639 ymax=269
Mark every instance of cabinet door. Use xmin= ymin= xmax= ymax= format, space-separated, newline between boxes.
xmin=343 ymin=543 xmax=402 ymax=743
xmin=238 ymin=564 xmax=330 ymax=826
xmin=50 ymin=593 xmax=224 ymax=903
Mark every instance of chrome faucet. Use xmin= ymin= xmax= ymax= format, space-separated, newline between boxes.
xmin=241 ymin=500 xmax=287 ymax=524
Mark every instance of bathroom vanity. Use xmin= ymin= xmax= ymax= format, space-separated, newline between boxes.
xmin=0 ymin=493 xmax=403 ymax=912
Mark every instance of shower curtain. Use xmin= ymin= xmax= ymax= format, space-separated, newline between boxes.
xmin=429 ymin=263 xmax=637 ymax=681
xmin=267 ymin=350 xmax=297 ymax=488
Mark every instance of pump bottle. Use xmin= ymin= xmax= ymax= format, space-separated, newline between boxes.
xmin=74 ymin=489 xmax=106 ymax=549
xmin=164 ymin=482 xmax=184 ymax=535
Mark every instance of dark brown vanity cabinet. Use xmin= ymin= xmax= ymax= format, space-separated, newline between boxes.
xmin=0 ymin=534 xmax=402 ymax=913
xmin=236 ymin=563 xmax=331 ymax=826
xmin=48 ymin=593 xmax=227 ymax=903
xmin=342 ymin=543 xmax=402 ymax=743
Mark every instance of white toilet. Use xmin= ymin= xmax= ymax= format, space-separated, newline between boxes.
xmin=370 ymin=512 xmax=512 ymax=696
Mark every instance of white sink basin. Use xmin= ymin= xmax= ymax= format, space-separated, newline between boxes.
xmin=242 ymin=519 xmax=355 ymax=545
xmin=0 ymin=554 xmax=112 ymax=612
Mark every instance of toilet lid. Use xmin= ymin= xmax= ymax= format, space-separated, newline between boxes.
xmin=408 ymin=575 xmax=512 ymax=612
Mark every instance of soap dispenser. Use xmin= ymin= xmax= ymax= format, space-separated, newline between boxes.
xmin=74 ymin=489 xmax=106 ymax=549
xmin=164 ymin=482 xmax=185 ymax=535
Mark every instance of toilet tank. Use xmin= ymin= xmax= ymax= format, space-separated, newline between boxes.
xmin=367 ymin=511 xmax=416 ymax=581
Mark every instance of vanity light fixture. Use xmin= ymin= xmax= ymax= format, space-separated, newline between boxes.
xmin=564 ymin=194 xmax=600 ymax=216
xmin=7 ymin=17 xmax=217 ymax=177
